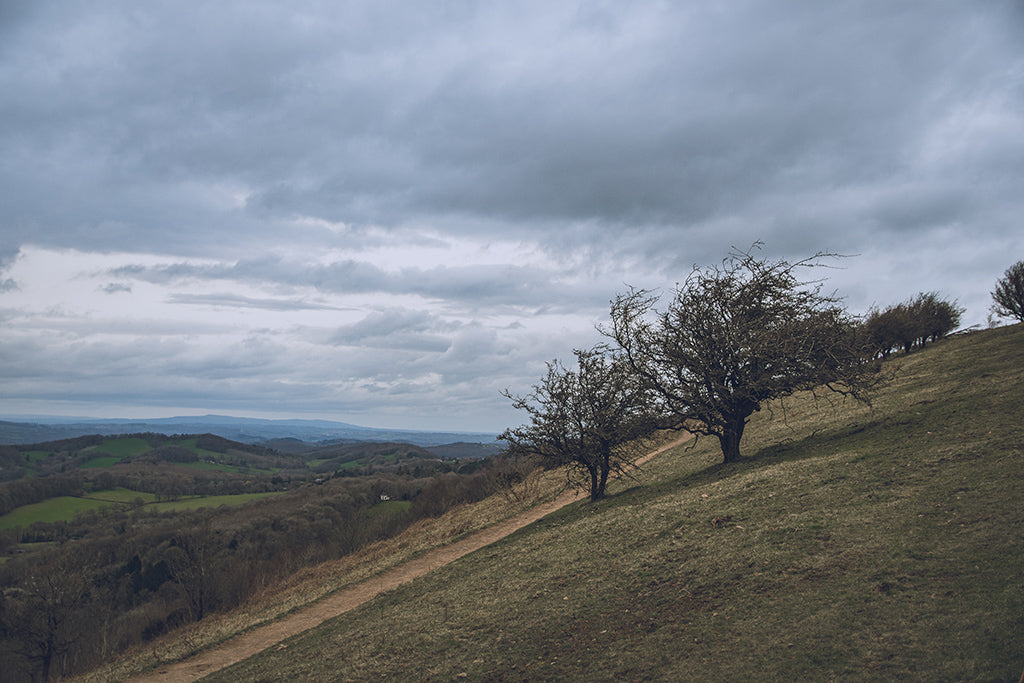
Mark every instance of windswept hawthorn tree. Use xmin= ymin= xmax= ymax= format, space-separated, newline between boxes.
xmin=500 ymin=347 xmax=657 ymax=501
xmin=606 ymin=245 xmax=882 ymax=464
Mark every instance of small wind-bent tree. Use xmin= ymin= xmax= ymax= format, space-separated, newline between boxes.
xmin=991 ymin=260 xmax=1024 ymax=322
xmin=910 ymin=292 xmax=963 ymax=344
xmin=500 ymin=347 xmax=657 ymax=501
xmin=606 ymin=245 xmax=881 ymax=464
xmin=863 ymin=292 xmax=963 ymax=357
xmin=861 ymin=304 xmax=914 ymax=358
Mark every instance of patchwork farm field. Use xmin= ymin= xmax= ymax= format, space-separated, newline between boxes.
xmin=0 ymin=488 xmax=286 ymax=530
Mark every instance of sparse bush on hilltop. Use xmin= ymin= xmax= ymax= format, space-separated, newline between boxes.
xmin=991 ymin=259 xmax=1024 ymax=322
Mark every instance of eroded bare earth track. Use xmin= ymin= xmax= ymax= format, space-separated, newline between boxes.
xmin=126 ymin=436 xmax=689 ymax=682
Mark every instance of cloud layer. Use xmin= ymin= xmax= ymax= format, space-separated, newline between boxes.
xmin=1 ymin=1 xmax=1022 ymax=431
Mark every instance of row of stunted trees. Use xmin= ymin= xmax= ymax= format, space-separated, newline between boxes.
xmin=502 ymin=249 xmax=1024 ymax=502
xmin=861 ymin=292 xmax=964 ymax=358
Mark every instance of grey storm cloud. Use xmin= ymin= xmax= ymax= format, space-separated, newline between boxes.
xmin=166 ymin=292 xmax=351 ymax=312
xmin=330 ymin=309 xmax=455 ymax=353
xmin=101 ymin=282 xmax=132 ymax=294
xmin=111 ymin=257 xmax=597 ymax=311
xmin=2 ymin=1 xmax=1019 ymax=260
xmin=1 ymin=1 xmax=1022 ymax=430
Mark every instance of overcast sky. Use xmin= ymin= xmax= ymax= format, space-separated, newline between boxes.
xmin=1 ymin=1 xmax=1022 ymax=433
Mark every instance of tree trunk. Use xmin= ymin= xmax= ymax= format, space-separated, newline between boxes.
xmin=718 ymin=413 xmax=748 ymax=463
xmin=594 ymin=465 xmax=609 ymax=501
xmin=589 ymin=446 xmax=614 ymax=501
xmin=589 ymin=465 xmax=604 ymax=501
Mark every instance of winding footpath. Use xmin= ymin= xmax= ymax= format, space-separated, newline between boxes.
xmin=127 ymin=435 xmax=690 ymax=682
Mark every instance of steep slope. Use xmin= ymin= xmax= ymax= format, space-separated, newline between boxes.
xmin=76 ymin=325 xmax=1024 ymax=682
xmin=200 ymin=325 xmax=1023 ymax=681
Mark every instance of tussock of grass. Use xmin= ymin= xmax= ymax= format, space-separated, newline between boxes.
xmin=202 ymin=325 xmax=1024 ymax=682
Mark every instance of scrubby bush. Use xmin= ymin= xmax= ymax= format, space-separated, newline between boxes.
xmin=862 ymin=292 xmax=963 ymax=358
xmin=991 ymin=260 xmax=1024 ymax=322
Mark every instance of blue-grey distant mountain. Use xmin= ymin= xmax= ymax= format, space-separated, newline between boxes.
xmin=0 ymin=414 xmax=500 ymax=447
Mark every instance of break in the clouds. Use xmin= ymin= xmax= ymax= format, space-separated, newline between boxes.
xmin=1 ymin=1 xmax=1022 ymax=431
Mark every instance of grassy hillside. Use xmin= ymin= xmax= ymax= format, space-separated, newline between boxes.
xmin=190 ymin=324 xmax=1024 ymax=682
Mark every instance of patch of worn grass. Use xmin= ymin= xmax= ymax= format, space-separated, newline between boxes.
xmin=0 ymin=488 xmax=276 ymax=530
xmin=203 ymin=325 xmax=1024 ymax=682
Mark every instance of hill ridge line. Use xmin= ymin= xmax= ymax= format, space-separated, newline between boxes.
xmin=124 ymin=435 xmax=691 ymax=682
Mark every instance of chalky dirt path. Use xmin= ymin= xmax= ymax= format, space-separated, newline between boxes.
xmin=128 ymin=435 xmax=690 ymax=683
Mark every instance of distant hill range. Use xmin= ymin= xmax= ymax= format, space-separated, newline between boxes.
xmin=0 ymin=414 xmax=501 ymax=449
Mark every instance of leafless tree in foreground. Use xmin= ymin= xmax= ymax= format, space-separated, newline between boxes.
xmin=606 ymin=245 xmax=882 ymax=464
xmin=500 ymin=348 xmax=658 ymax=501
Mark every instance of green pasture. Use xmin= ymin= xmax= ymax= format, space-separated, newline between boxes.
xmin=0 ymin=487 xmax=156 ymax=530
xmin=366 ymin=499 xmax=412 ymax=518
xmin=0 ymin=488 xmax=284 ymax=530
xmin=75 ymin=437 xmax=152 ymax=468
xmin=178 ymin=437 xmax=229 ymax=460
xmin=336 ymin=459 xmax=363 ymax=470
xmin=91 ymin=437 xmax=153 ymax=458
xmin=148 ymin=491 xmax=286 ymax=513
xmin=24 ymin=450 xmax=49 ymax=463
xmin=0 ymin=496 xmax=112 ymax=530
xmin=81 ymin=456 xmax=121 ymax=468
